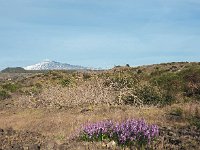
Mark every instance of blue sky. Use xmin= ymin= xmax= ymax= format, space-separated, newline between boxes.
xmin=0 ymin=0 xmax=200 ymax=69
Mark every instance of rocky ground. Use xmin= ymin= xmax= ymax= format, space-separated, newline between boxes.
xmin=159 ymin=126 xmax=200 ymax=150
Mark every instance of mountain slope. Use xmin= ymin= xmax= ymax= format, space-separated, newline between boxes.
xmin=24 ymin=60 xmax=89 ymax=70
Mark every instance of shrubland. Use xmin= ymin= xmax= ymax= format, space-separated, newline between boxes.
xmin=0 ymin=62 xmax=200 ymax=149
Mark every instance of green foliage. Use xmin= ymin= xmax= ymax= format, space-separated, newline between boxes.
xmin=149 ymin=66 xmax=200 ymax=103
xmin=137 ymin=85 xmax=161 ymax=105
xmin=136 ymin=85 xmax=175 ymax=106
xmin=80 ymin=133 xmax=109 ymax=142
xmin=60 ymin=78 xmax=73 ymax=87
xmin=0 ymin=90 xmax=10 ymax=100
xmin=2 ymin=82 xmax=21 ymax=92
xmin=78 ymin=120 xmax=159 ymax=149
xmin=151 ymin=72 xmax=182 ymax=92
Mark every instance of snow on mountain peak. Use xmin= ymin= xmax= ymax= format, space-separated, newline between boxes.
xmin=24 ymin=60 xmax=89 ymax=70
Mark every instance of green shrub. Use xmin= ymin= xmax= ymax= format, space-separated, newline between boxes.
xmin=0 ymin=90 xmax=11 ymax=100
xmin=136 ymin=85 xmax=174 ymax=106
xmin=151 ymin=66 xmax=200 ymax=102
xmin=2 ymin=83 xmax=21 ymax=92
xmin=137 ymin=85 xmax=161 ymax=105
xmin=60 ymin=78 xmax=71 ymax=87
xmin=137 ymin=69 xmax=142 ymax=74
xmin=31 ymin=86 xmax=42 ymax=95
xmin=151 ymin=72 xmax=182 ymax=92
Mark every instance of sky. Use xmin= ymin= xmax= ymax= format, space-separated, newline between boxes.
xmin=0 ymin=0 xmax=200 ymax=69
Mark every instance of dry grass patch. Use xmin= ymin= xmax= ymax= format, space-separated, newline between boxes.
xmin=0 ymin=105 xmax=166 ymax=144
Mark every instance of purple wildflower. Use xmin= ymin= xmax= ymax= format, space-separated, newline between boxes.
xmin=78 ymin=119 xmax=159 ymax=147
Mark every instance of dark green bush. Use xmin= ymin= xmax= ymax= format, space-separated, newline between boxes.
xmin=136 ymin=85 xmax=174 ymax=106
xmin=136 ymin=85 xmax=161 ymax=105
xmin=151 ymin=72 xmax=182 ymax=92
xmin=137 ymin=69 xmax=142 ymax=74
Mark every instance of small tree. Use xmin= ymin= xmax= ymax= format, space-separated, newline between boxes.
xmin=126 ymin=64 xmax=130 ymax=67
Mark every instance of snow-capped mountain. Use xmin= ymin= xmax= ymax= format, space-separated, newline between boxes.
xmin=24 ymin=60 xmax=89 ymax=70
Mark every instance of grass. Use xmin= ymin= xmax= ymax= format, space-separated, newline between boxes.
xmin=165 ymin=102 xmax=200 ymax=128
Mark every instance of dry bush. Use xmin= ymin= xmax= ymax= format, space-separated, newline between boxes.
xmin=103 ymin=73 xmax=144 ymax=107
xmin=16 ymin=77 xmax=116 ymax=108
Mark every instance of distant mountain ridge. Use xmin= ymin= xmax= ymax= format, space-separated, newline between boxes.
xmin=24 ymin=60 xmax=90 ymax=70
xmin=1 ymin=67 xmax=26 ymax=73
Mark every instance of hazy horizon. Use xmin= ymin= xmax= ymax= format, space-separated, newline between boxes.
xmin=1 ymin=0 xmax=200 ymax=69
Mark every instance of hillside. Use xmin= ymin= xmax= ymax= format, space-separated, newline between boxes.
xmin=1 ymin=67 xmax=26 ymax=73
xmin=0 ymin=62 xmax=200 ymax=149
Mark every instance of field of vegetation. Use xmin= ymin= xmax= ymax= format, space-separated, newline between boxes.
xmin=0 ymin=62 xmax=200 ymax=150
